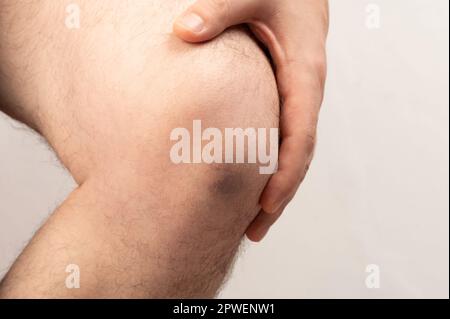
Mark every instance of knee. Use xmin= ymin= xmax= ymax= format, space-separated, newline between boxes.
xmin=147 ymin=28 xmax=280 ymax=201
xmin=65 ymin=28 xmax=280 ymax=202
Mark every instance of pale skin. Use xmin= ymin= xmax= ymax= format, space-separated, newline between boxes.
xmin=173 ymin=0 xmax=329 ymax=241
xmin=0 ymin=0 xmax=327 ymax=298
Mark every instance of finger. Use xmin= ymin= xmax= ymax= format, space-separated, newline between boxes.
xmin=260 ymin=62 xmax=326 ymax=214
xmin=246 ymin=209 xmax=284 ymax=242
xmin=173 ymin=0 xmax=265 ymax=42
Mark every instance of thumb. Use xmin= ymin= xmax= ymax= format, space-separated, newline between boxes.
xmin=173 ymin=0 xmax=262 ymax=42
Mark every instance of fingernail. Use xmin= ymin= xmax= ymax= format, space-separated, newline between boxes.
xmin=178 ymin=12 xmax=205 ymax=33
xmin=257 ymin=227 xmax=270 ymax=242
xmin=270 ymin=200 xmax=284 ymax=214
xmin=247 ymin=227 xmax=270 ymax=243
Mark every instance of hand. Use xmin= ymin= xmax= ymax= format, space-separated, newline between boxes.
xmin=174 ymin=0 xmax=329 ymax=241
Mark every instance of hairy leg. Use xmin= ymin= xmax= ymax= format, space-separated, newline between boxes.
xmin=0 ymin=0 xmax=279 ymax=298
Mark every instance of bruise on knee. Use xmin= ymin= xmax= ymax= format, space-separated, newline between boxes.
xmin=206 ymin=163 xmax=268 ymax=203
xmin=211 ymin=165 xmax=246 ymax=196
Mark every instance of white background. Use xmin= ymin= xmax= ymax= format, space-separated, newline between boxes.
xmin=1 ymin=0 xmax=448 ymax=298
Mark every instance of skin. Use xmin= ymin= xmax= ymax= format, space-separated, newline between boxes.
xmin=0 ymin=0 xmax=278 ymax=298
xmin=173 ymin=0 xmax=329 ymax=241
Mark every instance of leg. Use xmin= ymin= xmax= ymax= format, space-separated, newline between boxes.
xmin=0 ymin=0 xmax=279 ymax=298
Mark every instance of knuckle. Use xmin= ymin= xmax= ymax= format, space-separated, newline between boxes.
xmin=314 ymin=57 xmax=327 ymax=79
xmin=303 ymin=160 xmax=312 ymax=177
xmin=299 ymin=54 xmax=327 ymax=87
xmin=298 ymin=164 xmax=310 ymax=184
xmin=303 ymin=127 xmax=317 ymax=153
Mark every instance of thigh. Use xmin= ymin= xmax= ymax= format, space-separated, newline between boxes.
xmin=0 ymin=0 xmax=278 ymax=183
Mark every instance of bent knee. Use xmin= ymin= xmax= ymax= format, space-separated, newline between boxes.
xmin=67 ymin=28 xmax=279 ymax=186
xmin=90 ymin=34 xmax=278 ymax=232
xmin=1 ymin=1 xmax=280 ymax=187
xmin=136 ymin=29 xmax=280 ymax=203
